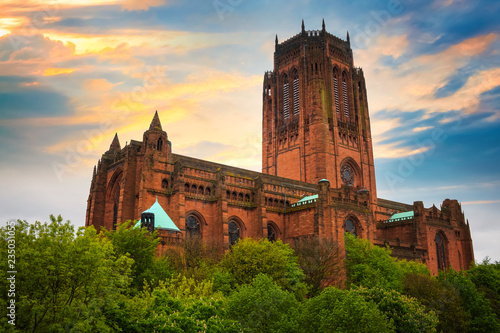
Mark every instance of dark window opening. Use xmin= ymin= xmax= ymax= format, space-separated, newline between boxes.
xmin=267 ymin=224 xmax=277 ymax=242
xmin=157 ymin=138 xmax=163 ymax=151
xmin=436 ymin=233 xmax=447 ymax=271
xmin=186 ymin=215 xmax=200 ymax=237
xmin=161 ymin=179 xmax=168 ymax=189
xmin=141 ymin=212 xmax=155 ymax=233
xmin=229 ymin=220 xmax=240 ymax=246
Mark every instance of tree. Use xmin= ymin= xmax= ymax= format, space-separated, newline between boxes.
xmin=344 ymin=233 xmax=429 ymax=291
xmin=438 ymin=269 xmax=500 ymax=333
xmin=300 ymin=286 xmax=395 ymax=333
xmin=353 ymin=287 xmax=438 ymax=333
xmin=467 ymin=258 xmax=500 ymax=321
xmin=226 ymin=274 xmax=301 ymax=333
xmin=105 ymin=220 xmax=166 ymax=291
xmin=217 ymin=238 xmax=307 ymax=297
xmin=291 ymin=235 xmax=342 ymax=297
xmin=403 ymin=273 xmax=469 ymax=333
xmin=0 ymin=216 xmax=132 ymax=332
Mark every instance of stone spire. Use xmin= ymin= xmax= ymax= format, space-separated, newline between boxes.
xmin=149 ymin=110 xmax=163 ymax=131
xmin=109 ymin=132 xmax=121 ymax=151
xmin=322 ymin=18 xmax=325 ymax=31
xmin=301 ymin=19 xmax=305 ymax=33
xmin=347 ymin=31 xmax=350 ymax=45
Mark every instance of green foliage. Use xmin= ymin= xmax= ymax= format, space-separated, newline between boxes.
xmin=353 ymin=287 xmax=438 ymax=333
xmin=0 ymin=216 xmax=132 ymax=332
xmin=403 ymin=273 xmax=469 ymax=333
xmin=344 ymin=233 xmax=429 ymax=291
xmin=226 ymin=274 xmax=301 ymax=333
xmin=468 ymin=258 xmax=500 ymax=321
xmin=105 ymin=220 xmax=167 ymax=291
xmin=218 ymin=238 xmax=307 ymax=297
xmin=438 ymin=269 xmax=500 ymax=333
xmin=300 ymin=286 xmax=395 ymax=333
xmin=109 ymin=287 xmax=243 ymax=332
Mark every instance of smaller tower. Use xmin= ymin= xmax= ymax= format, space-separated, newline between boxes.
xmin=143 ymin=110 xmax=171 ymax=156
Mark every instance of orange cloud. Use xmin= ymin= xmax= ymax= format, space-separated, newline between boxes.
xmin=43 ymin=68 xmax=75 ymax=76
xmin=122 ymin=0 xmax=166 ymax=11
xmin=82 ymin=78 xmax=115 ymax=91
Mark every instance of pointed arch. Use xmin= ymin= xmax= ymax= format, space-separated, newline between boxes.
xmin=228 ymin=216 xmax=245 ymax=246
xmin=185 ymin=210 xmax=206 ymax=238
xmin=106 ymin=169 xmax=123 ymax=230
xmin=343 ymin=215 xmax=361 ymax=237
xmin=267 ymin=221 xmax=280 ymax=242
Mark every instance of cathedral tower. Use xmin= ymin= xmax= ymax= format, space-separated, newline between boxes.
xmin=262 ymin=20 xmax=377 ymax=205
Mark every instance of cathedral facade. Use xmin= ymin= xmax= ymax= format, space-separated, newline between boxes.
xmin=86 ymin=21 xmax=474 ymax=275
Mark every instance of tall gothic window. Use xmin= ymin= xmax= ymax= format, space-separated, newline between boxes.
xmin=342 ymin=71 xmax=349 ymax=118
xmin=228 ymin=220 xmax=240 ymax=246
xmin=185 ymin=215 xmax=200 ymax=237
xmin=282 ymin=74 xmax=289 ymax=119
xmin=157 ymin=137 xmax=163 ymax=151
xmin=293 ymin=70 xmax=300 ymax=115
xmin=112 ymin=183 xmax=120 ymax=230
xmin=435 ymin=232 xmax=447 ymax=271
xmin=333 ymin=68 xmax=340 ymax=114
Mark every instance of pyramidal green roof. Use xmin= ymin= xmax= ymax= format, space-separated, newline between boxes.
xmin=387 ymin=211 xmax=414 ymax=222
xmin=134 ymin=198 xmax=180 ymax=232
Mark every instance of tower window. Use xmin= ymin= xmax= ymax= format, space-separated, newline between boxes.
xmin=283 ymin=74 xmax=289 ymax=119
xmin=267 ymin=223 xmax=278 ymax=242
xmin=435 ymin=232 xmax=447 ymax=271
xmin=342 ymin=72 xmax=349 ymax=118
xmin=293 ymin=70 xmax=300 ymax=115
xmin=333 ymin=69 xmax=340 ymax=114
xmin=161 ymin=179 xmax=168 ymax=189
xmin=157 ymin=138 xmax=163 ymax=151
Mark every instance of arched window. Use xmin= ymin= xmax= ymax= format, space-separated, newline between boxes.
xmin=205 ymin=187 xmax=211 ymax=196
xmin=231 ymin=192 xmax=237 ymax=201
xmin=198 ymin=186 xmax=204 ymax=195
xmin=157 ymin=137 xmax=163 ymax=151
xmin=435 ymin=232 xmax=447 ymax=271
xmin=191 ymin=184 xmax=197 ymax=194
xmin=238 ymin=193 xmax=243 ymax=201
xmin=342 ymin=71 xmax=349 ymax=118
xmin=184 ymin=183 xmax=190 ymax=193
xmin=333 ymin=68 xmax=340 ymax=114
xmin=345 ymin=218 xmax=356 ymax=236
xmin=228 ymin=220 xmax=240 ymax=246
xmin=112 ymin=184 xmax=120 ymax=230
xmin=282 ymin=74 xmax=289 ymax=119
xmin=293 ymin=69 xmax=300 ymax=115
xmin=267 ymin=222 xmax=279 ymax=242
xmin=161 ymin=179 xmax=168 ymax=189
xmin=185 ymin=215 xmax=200 ymax=237
xmin=244 ymin=194 xmax=250 ymax=203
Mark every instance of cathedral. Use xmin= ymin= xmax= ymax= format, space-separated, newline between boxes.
xmin=86 ymin=21 xmax=474 ymax=275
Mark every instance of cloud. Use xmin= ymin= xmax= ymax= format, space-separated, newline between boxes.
xmin=43 ymin=67 xmax=75 ymax=76
xmin=462 ymin=200 xmax=500 ymax=205
xmin=121 ymin=0 xmax=167 ymax=11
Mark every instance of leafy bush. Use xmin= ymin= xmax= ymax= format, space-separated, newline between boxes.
xmin=353 ymin=287 xmax=438 ymax=333
xmin=300 ymin=286 xmax=395 ymax=333
xmin=218 ymin=238 xmax=307 ymax=297
xmin=226 ymin=274 xmax=301 ymax=333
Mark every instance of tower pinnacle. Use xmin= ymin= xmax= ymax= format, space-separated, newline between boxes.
xmin=322 ymin=19 xmax=325 ymax=31
xmin=109 ymin=132 xmax=121 ymax=151
xmin=149 ymin=110 xmax=163 ymax=131
xmin=301 ymin=19 xmax=305 ymax=33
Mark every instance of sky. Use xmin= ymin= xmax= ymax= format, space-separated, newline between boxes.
xmin=0 ymin=0 xmax=499 ymax=262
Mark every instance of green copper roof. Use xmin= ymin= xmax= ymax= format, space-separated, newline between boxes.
xmin=292 ymin=194 xmax=318 ymax=207
xmin=387 ymin=211 xmax=414 ymax=223
xmin=134 ymin=198 xmax=180 ymax=232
